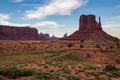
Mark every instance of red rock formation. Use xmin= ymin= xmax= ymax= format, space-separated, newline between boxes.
xmin=38 ymin=33 xmax=59 ymax=40
xmin=62 ymin=14 xmax=118 ymax=41
xmin=0 ymin=25 xmax=38 ymax=40
xmin=79 ymin=15 xmax=102 ymax=30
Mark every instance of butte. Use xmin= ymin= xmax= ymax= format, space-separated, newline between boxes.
xmin=62 ymin=14 xmax=118 ymax=41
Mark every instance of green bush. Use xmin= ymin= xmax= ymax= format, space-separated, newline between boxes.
xmin=0 ymin=67 xmax=36 ymax=79
xmin=44 ymin=65 xmax=48 ymax=68
xmin=67 ymin=75 xmax=82 ymax=80
xmin=110 ymin=46 xmax=113 ymax=49
xmin=0 ymin=75 xmax=4 ymax=80
xmin=31 ymin=71 xmax=60 ymax=80
xmin=103 ymin=64 xmax=118 ymax=72
xmin=95 ymin=44 xmax=100 ymax=48
xmin=86 ymin=54 xmax=91 ymax=58
xmin=68 ymin=43 xmax=73 ymax=48
xmin=80 ymin=39 xmax=84 ymax=44
xmin=80 ymin=45 xmax=84 ymax=48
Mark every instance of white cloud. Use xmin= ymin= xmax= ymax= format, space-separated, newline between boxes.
xmin=103 ymin=24 xmax=120 ymax=28
xmin=0 ymin=14 xmax=10 ymax=25
xmin=32 ymin=21 xmax=62 ymax=28
xmin=108 ymin=16 xmax=120 ymax=20
xmin=0 ymin=13 xmax=30 ymax=26
xmin=25 ymin=0 xmax=88 ymax=19
xmin=0 ymin=13 xmax=62 ymax=29
xmin=103 ymin=16 xmax=120 ymax=28
xmin=11 ymin=0 xmax=24 ymax=2
xmin=103 ymin=24 xmax=120 ymax=39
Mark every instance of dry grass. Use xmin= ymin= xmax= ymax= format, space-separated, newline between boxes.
xmin=0 ymin=40 xmax=120 ymax=80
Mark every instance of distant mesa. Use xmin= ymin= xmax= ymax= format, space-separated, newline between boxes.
xmin=38 ymin=33 xmax=58 ymax=40
xmin=0 ymin=25 xmax=59 ymax=40
xmin=62 ymin=14 xmax=118 ymax=41
xmin=0 ymin=25 xmax=38 ymax=40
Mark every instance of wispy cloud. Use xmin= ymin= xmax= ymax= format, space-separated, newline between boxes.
xmin=0 ymin=14 xmax=10 ymax=25
xmin=103 ymin=23 xmax=120 ymax=39
xmin=0 ymin=13 xmax=62 ymax=29
xmin=25 ymin=0 xmax=88 ymax=19
xmin=114 ymin=4 xmax=120 ymax=9
xmin=0 ymin=13 xmax=30 ymax=27
xmin=11 ymin=0 xmax=24 ymax=2
xmin=32 ymin=21 xmax=63 ymax=28
xmin=106 ymin=16 xmax=120 ymax=20
xmin=103 ymin=24 xmax=120 ymax=28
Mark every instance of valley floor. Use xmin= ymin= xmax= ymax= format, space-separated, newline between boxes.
xmin=0 ymin=40 xmax=120 ymax=80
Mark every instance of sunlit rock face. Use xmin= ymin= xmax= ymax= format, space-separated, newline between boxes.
xmin=62 ymin=14 xmax=118 ymax=41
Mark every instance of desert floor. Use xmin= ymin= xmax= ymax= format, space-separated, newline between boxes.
xmin=0 ymin=40 xmax=120 ymax=80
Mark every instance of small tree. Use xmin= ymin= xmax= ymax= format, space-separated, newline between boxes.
xmin=103 ymin=64 xmax=118 ymax=72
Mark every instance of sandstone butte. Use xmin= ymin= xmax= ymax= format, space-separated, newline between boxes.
xmin=62 ymin=14 xmax=119 ymax=41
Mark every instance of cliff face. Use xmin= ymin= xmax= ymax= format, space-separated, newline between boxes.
xmin=79 ymin=15 xmax=102 ymax=31
xmin=62 ymin=14 xmax=118 ymax=41
xmin=0 ymin=25 xmax=38 ymax=40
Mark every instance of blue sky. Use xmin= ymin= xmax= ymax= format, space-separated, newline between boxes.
xmin=0 ymin=0 xmax=120 ymax=38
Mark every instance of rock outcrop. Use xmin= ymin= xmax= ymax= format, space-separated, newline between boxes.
xmin=62 ymin=14 xmax=118 ymax=41
xmin=38 ymin=33 xmax=59 ymax=40
xmin=0 ymin=25 xmax=38 ymax=40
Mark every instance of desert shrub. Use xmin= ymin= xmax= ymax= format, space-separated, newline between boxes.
xmin=95 ymin=44 xmax=100 ymax=48
xmin=86 ymin=54 xmax=91 ymax=58
xmin=116 ymin=58 xmax=120 ymax=64
xmin=67 ymin=75 xmax=82 ymax=80
xmin=80 ymin=39 xmax=84 ymax=44
xmin=95 ymin=77 xmax=105 ymax=80
xmin=111 ymin=71 xmax=120 ymax=77
xmin=75 ymin=70 xmax=81 ymax=74
xmin=26 ymin=51 xmax=42 ymax=55
xmin=21 ymin=69 xmax=35 ymax=76
xmin=80 ymin=45 xmax=84 ymax=48
xmin=44 ymin=65 xmax=48 ymax=68
xmin=67 ymin=43 xmax=73 ymax=48
xmin=103 ymin=64 xmax=118 ymax=72
xmin=0 ymin=67 xmax=36 ymax=79
xmin=71 ymin=65 xmax=76 ymax=69
xmin=0 ymin=75 xmax=4 ymax=80
xmin=110 ymin=46 xmax=113 ymax=49
xmin=31 ymin=71 xmax=60 ymax=80
xmin=64 ymin=53 xmax=80 ymax=61
xmin=64 ymin=69 xmax=71 ymax=74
